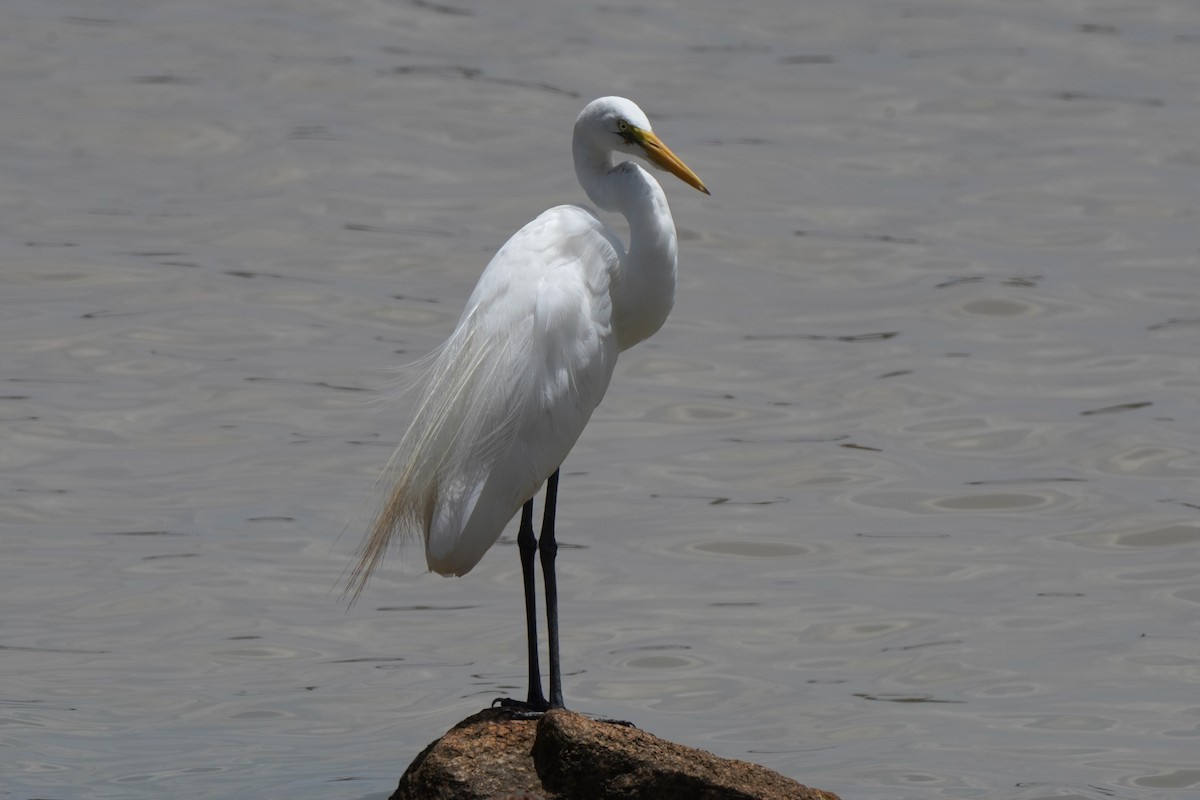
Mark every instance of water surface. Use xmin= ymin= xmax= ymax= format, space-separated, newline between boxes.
xmin=4 ymin=1 xmax=1200 ymax=798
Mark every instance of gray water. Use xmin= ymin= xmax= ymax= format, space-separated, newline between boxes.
xmin=4 ymin=1 xmax=1200 ymax=798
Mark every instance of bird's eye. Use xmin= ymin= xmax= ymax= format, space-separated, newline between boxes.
xmin=616 ymin=118 xmax=636 ymax=143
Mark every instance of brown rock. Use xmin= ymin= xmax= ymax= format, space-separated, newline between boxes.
xmin=390 ymin=707 xmax=839 ymax=800
xmin=391 ymin=708 xmax=544 ymax=800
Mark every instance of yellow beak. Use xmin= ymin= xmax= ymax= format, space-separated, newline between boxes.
xmin=635 ymin=128 xmax=710 ymax=195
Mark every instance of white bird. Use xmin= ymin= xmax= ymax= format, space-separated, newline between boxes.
xmin=348 ymin=96 xmax=708 ymax=711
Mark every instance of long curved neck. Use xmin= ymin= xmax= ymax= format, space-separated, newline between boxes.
xmin=574 ymin=142 xmax=679 ymax=351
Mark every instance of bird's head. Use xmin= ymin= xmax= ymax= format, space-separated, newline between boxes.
xmin=577 ymin=96 xmax=709 ymax=195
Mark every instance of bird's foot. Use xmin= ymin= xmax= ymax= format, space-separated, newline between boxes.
xmin=490 ymin=697 xmax=634 ymax=727
xmin=492 ymin=696 xmax=549 ymax=719
xmin=579 ymin=712 xmax=636 ymax=728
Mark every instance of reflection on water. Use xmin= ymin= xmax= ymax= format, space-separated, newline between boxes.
xmin=4 ymin=0 xmax=1200 ymax=798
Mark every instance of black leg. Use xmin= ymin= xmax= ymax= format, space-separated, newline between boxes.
xmin=501 ymin=471 xmax=632 ymax=725
xmin=516 ymin=498 xmax=547 ymax=710
xmin=540 ymin=469 xmax=565 ymax=709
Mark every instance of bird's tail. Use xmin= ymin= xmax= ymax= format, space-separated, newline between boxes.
xmin=342 ymin=315 xmax=525 ymax=604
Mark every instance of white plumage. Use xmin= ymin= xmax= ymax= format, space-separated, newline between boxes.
xmin=423 ymin=206 xmax=620 ymax=576
xmin=347 ymin=96 xmax=707 ymax=709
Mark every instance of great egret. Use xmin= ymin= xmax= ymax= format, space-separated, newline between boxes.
xmin=348 ymin=96 xmax=708 ymax=711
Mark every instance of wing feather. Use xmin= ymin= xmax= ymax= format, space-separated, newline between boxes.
xmin=346 ymin=206 xmax=620 ymax=597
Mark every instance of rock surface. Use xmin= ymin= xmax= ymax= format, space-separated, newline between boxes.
xmin=390 ymin=707 xmax=840 ymax=800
